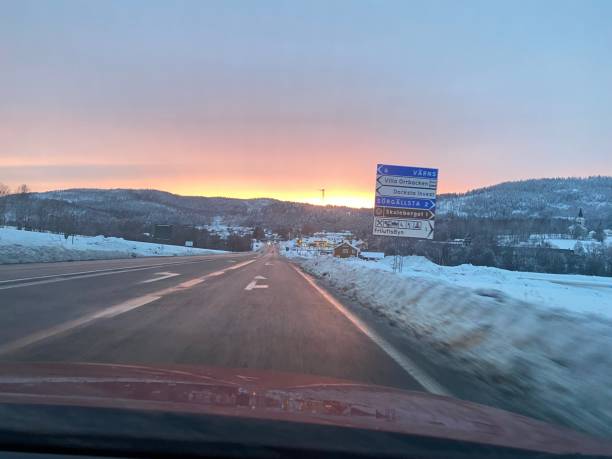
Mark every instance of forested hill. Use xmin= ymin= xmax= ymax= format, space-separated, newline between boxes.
xmin=438 ymin=177 xmax=612 ymax=223
xmin=0 ymin=177 xmax=610 ymax=238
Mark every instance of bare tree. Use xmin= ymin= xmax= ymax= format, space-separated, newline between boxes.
xmin=0 ymin=183 xmax=10 ymax=196
xmin=14 ymin=184 xmax=32 ymax=229
xmin=0 ymin=182 xmax=9 ymax=226
xmin=15 ymin=184 xmax=30 ymax=194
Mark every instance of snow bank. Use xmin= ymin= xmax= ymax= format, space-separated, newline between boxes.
xmin=0 ymin=227 xmax=226 ymax=264
xmin=296 ymin=255 xmax=612 ymax=438
xmin=283 ymin=248 xmax=322 ymax=258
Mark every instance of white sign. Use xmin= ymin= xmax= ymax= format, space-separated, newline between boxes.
xmin=373 ymin=217 xmax=435 ymax=238
xmin=377 ymin=175 xmax=437 ymax=189
xmin=376 ymin=185 xmax=436 ymax=199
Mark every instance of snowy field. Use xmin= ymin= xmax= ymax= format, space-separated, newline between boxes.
xmin=0 ymin=227 xmax=226 ymax=264
xmin=289 ymin=252 xmax=612 ymax=438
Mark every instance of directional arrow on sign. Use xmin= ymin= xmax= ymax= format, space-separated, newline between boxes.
xmin=374 ymin=206 xmax=435 ymax=220
xmin=376 ymin=175 xmax=437 ymax=189
xmin=375 ymin=196 xmax=436 ymax=210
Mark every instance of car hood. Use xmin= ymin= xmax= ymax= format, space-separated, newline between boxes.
xmin=0 ymin=362 xmax=609 ymax=456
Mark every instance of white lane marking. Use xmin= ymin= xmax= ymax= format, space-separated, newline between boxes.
xmin=244 ymin=281 xmax=269 ymax=290
xmin=0 ymin=256 xmax=256 ymax=290
xmin=291 ymin=265 xmax=450 ymax=397
xmin=139 ymin=272 xmax=180 ymax=284
xmin=254 ymin=275 xmax=267 ymax=280
xmin=0 ymin=295 xmax=161 ymax=356
xmin=0 ymin=258 xmax=216 ymax=285
xmin=265 ymin=262 xmax=274 ymax=266
xmin=226 ymin=259 xmax=255 ymax=271
xmin=0 ymin=258 xmax=258 ymax=355
xmin=0 ymin=267 xmax=162 ymax=291
xmin=179 ymin=278 xmax=205 ymax=288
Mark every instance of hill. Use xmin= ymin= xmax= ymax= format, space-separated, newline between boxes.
xmin=0 ymin=177 xmax=610 ymax=241
xmin=438 ymin=176 xmax=612 ymax=222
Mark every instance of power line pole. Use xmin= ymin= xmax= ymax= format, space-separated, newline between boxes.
xmin=319 ymin=188 xmax=325 ymax=203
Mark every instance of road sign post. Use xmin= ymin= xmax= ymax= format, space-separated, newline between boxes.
xmin=373 ymin=164 xmax=439 ymax=272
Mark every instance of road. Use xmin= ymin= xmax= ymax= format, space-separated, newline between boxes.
xmin=0 ymin=247 xmax=428 ymax=391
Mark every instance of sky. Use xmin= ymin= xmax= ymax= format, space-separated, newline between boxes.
xmin=1 ymin=0 xmax=611 ymax=208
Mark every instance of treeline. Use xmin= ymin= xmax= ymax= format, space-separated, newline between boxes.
xmin=366 ymin=215 xmax=611 ymax=277
xmin=0 ymin=190 xmax=254 ymax=252
xmin=156 ymin=225 xmax=253 ymax=252
xmin=395 ymin=240 xmax=612 ymax=277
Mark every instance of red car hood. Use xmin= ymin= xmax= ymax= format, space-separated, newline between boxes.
xmin=0 ymin=362 xmax=609 ymax=456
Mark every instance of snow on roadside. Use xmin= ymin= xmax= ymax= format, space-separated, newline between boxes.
xmin=295 ymin=254 xmax=612 ymax=438
xmin=0 ymin=227 xmax=226 ymax=264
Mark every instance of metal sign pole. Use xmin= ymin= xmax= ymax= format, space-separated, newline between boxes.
xmin=392 ymin=237 xmax=398 ymax=273
xmin=392 ymin=237 xmax=403 ymax=273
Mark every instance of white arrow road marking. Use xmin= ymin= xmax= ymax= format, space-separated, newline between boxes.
xmin=0 ymin=258 xmax=257 ymax=356
xmin=244 ymin=276 xmax=269 ymax=290
xmin=139 ymin=272 xmax=180 ymax=284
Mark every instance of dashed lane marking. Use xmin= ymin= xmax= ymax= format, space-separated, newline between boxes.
xmin=0 ymin=259 xmax=256 ymax=355
xmin=139 ymin=272 xmax=180 ymax=284
xmin=0 ymin=257 xmax=255 ymax=290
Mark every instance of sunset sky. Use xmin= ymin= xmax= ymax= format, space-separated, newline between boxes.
xmin=1 ymin=0 xmax=611 ymax=208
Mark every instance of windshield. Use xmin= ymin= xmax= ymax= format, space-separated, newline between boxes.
xmin=1 ymin=1 xmax=611 ymax=457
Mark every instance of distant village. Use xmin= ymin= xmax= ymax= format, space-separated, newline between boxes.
xmin=282 ymin=231 xmax=385 ymax=261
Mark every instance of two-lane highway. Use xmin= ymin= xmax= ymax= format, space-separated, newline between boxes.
xmin=0 ymin=248 xmax=435 ymax=392
xmin=0 ymin=253 xmax=256 ymax=351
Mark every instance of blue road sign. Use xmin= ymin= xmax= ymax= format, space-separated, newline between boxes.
xmin=375 ymin=196 xmax=436 ymax=210
xmin=377 ymin=164 xmax=438 ymax=179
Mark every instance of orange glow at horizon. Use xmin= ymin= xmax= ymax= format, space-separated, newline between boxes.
xmin=0 ymin=157 xmax=475 ymax=210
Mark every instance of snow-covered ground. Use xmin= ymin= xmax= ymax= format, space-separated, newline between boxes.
xmin=196 ymin=216 xmax=253 ymax=239
xmin=544 ymin=237 xmax=609 ymax=251
xmin=501 ymin=234 xmax=611 ymax=251
xmin=0 ymin=227 xmax=226 ymax=264
xmin=290 ymin=253 xmax=612 ymax=438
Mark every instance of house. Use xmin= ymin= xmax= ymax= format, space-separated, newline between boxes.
xmin=359 ymin=251 xmax=385 ymax=261
xmin=333 ymin=241 xmax=359 ymax=258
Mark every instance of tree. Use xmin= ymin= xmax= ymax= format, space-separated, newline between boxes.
xmin=252 ymin=226 xmax=265 ymax=241
xmin=594 ymin=221 xmax=606 ymax=243
xmin=0 ymin=183 xmax=9 ymax=196
xmin=59 ymin=212 xmax=79 ymax=244
xmin=300 ymin=222 xmax=316 ymax=236
xmin=570 ymin=224 xmax=587 ymax=240
xmin=15 ymin=184 xmax=30 ymax=194
xmin=226 ymin=233 xmax=251 ymax=252
xmin=273 ymin=227 xmax=291 ymax=240
xmin=0 ymin=183 xmax=9 ymax=225
xmin=14 ymin=186 xmax=33 ymax=229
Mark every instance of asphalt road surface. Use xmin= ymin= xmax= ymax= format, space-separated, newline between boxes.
xmin=0 ymin=247 xmax=427 ymax=391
